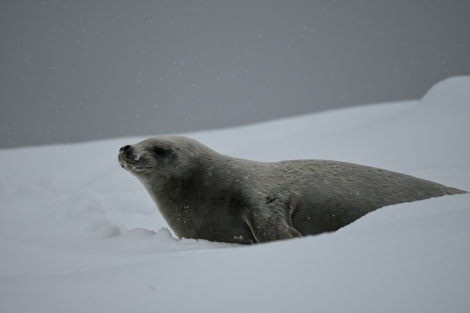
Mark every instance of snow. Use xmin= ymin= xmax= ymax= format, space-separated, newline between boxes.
xmin=1 ymin=76 xmax=470 ymax=313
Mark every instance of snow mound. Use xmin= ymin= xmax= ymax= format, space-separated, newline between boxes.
xmin=1 ymin=76 xmax=469 ymax=313
xmin=422 ymin=75 xmax=470 ymax=106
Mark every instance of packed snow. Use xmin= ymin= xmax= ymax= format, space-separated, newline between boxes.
xmin=1 ymin=76 xmax=469 ymax=313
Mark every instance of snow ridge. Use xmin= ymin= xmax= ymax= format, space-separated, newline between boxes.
xmin=1 ymin=77 xmax=469 ymax=313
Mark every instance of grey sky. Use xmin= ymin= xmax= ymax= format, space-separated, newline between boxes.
xmin=1 ymin=1 xmax=469 ymax=148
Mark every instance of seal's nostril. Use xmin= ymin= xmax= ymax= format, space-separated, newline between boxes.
xmin=120 ymin=145 xmax=131 ymax=152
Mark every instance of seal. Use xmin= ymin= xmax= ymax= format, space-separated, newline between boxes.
xmin=118 ymin=135 xmax=466 ymax=244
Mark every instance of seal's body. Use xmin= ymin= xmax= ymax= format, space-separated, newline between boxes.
xmin=118 ymin=136 xmax=465 ymax=244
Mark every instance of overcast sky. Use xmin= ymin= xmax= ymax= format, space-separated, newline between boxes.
xmin=1 ymin=0 xmax=469 ymax=148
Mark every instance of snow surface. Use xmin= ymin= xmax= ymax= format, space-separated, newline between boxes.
xmin=1 ymin=76 xmax=469 ymax=313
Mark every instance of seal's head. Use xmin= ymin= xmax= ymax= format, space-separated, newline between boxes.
xmin=118 ymin=136 xmax=211 ymax=188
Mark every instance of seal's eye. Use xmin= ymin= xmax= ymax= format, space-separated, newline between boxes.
xmin=153 ymin=146 xmax=172 ymax=158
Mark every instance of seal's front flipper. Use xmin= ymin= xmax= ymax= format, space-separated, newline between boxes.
xmin=246 ymin=219 xmax=302 ymax=243
xmin=243 ymin=202 xmax=302 ymax=243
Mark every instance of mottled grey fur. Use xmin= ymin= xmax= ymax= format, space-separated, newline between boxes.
xmin=118 ymin=136 xmax=465 ymax=244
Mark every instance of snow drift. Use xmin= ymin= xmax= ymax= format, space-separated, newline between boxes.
xmin=1 ymin=76 xmax=469 ymax=313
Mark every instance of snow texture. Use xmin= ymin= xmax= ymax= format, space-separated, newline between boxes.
xmin=1 ymin=76 xmax=469 ymax=313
